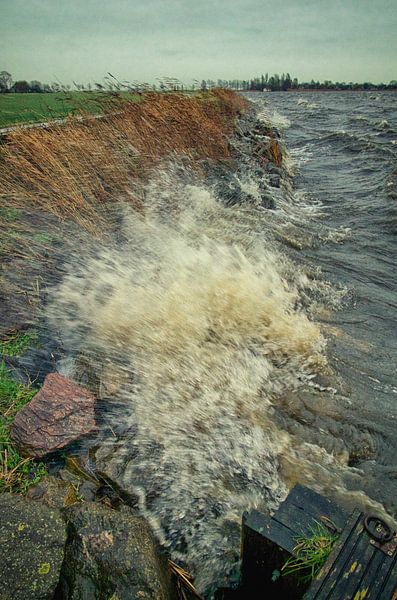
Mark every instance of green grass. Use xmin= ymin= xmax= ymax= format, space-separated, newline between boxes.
xmin=0 ymin=362 xmax=37 ymax=414
xmin=0 ymin=330 xmax=38 ymax=357
xmin=32 ymin=232 xmax=57 ymax=244
xmin=281 ymin=522 xmax=339 ymax=584
xmin=0 ymin=333 xmax=47 ymax=493
xmin=0 ymin=206 xmax=20 ymax=221
xmin=0 ymin=203 xmax=60 ymax=260
xmin=0 ymin=91 xmax=140 ymax=128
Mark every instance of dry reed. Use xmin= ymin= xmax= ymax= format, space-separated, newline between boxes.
xmin=0 ymin=90 xmax=249 ymax=233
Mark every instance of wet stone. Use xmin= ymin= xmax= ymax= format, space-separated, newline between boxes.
xmin=59 ymin=502 xmax=177 ymax=600
xmin=27 ymin=475 xmax=78 ymax=509
xmin=260 ymin=193 xmax=276 ymax=209
xmin=266 ymin=165 xmax=283 ymax=176
xmin=95 ymin=445 xmax=140 ymax=507
xmin=267 ymin=174 xmax=281 ymax=188
xmin=0 ymin=493 xmax=66 ymax=600
xmin=11 ymin=373 xmax=97 ymax=458
xmin=77 ymin=481 xmax=97 ymax=502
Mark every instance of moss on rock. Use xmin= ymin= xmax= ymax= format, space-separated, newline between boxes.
xmin=0 ymin=493 xmax=66 ymax=600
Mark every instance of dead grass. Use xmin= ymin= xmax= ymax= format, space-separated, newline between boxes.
xmin=0 ymin=89 xmax=249 ymax=233
xmin=169 ymin=560 xmax=204 ymax=600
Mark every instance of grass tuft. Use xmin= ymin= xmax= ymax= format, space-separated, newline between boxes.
xmin=0 ymin=354 xmax=47 ymax=494
xmin=281 ymin=521 xmax=338 ymax=584
xmin=0 ymin=330 xmax=38 ymax=357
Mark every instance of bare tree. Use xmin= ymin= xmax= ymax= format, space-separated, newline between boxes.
xmin=0 ymin=71 xmax=12 ymax=93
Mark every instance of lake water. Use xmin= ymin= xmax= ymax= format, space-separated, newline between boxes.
xmin=50 ymin=91 xmax=397 ymax=596
xmin=251 ymin=90 xmax=397 ymax=509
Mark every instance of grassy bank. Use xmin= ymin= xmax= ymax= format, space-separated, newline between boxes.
xmin=0 ymin=88 xmax=249 ymax=492
xmin=0 ymin=90 xmax=249 ymax=232
xmin=0 ymin=91 xmax=141 ymax=128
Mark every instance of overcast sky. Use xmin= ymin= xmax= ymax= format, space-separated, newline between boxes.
xmin=1 ymin=0 xmax=396 ymax=85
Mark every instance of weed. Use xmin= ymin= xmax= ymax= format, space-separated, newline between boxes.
xmin=32 ymin=232 xmax=56 ymax=244
xmin=0 ymin=330 xmax=38 ymax=357
xmin=0 ymin=361 xmax=47 ymax=493
xmin=0 ymin=206 xmax=19 ymax=221
xmin=281 ymin=522 xmax=339 ymax=584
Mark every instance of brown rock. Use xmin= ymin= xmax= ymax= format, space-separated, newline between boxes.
xmin=11 ymin=373 xmax=96 ymax=458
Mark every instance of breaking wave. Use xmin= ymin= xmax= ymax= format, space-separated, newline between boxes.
xmin=47 ymin=101 xmax=394 ymax=596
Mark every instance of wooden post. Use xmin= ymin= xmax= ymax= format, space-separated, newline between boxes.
xmin=240 ymin=509 xmax=306 ymax=599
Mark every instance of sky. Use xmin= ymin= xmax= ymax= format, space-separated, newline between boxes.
xmin=1 ymin=0 xmax=396 ymax=85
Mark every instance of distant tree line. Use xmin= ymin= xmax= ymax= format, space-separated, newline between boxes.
xmin=1 ymin=70 xmax=396 ymax=94
xmin=215 ymin=73 xmax=397 ymax=92
xmin=0 ymin=71 xmax=68 ymax=93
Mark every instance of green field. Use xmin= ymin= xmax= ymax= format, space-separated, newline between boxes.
xmin=0 ymin=91 xmax=139 ymax=128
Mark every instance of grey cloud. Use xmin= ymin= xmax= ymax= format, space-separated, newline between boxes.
xmin=1 ymin=0 xmax=396 ymax=83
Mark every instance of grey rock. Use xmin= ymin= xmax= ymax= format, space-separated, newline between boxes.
xmin=77 ymin=481 xmax=97 ymax=502
xmin=0 ymin=493 xmax=66 ymax=600
xmin=260 ymin=193 xmax=276 ymax=210
xmin=59 ymin=502 xmax=176 ymax=600
xmin=27 ymin=475 xmax=77 ymax=509
xmin=267 ymin=174 xmax=281 ymax=188
xmin=266 ymin=165 xmax=283 ymax=176
xmin=215 ymin=179 xmax=257 ymax=207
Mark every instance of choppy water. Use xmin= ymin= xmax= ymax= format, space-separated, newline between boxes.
xmin=253 ymin=90 xmax=397 ymax=500
xmin=49 ymin=92 xmax=396 ymax=596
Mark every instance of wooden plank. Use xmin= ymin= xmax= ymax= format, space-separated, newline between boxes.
xmin=242 ymin=509 xmax=297 ymax=554
xmin=240 ymin=510 xmax=306 ymax=599
xmin=376 ymin=551 xmax=397 ymax=600
xmin=327 ymin=519 xmax=377 ymax=599
xmin=305 ymin=511 xmax=397 ymax=600
xmin=309 ymin=511 xmax=364 ymax=598
xmin=274 ymin=484 xmax=348 ymax=536
xmin=241 ymin=487 xmax=396 ymax=600
xmin=361 ymin=547 xmax=396 ymax=599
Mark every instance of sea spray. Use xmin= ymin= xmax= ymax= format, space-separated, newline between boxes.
xmin=48 ymin=147 xmax=391 ymax=594
xmin=48 ymin=169 xmax=333 ymax=590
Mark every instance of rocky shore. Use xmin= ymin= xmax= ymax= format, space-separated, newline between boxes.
xmin=0 ymin=91 xmax=288 ymax=599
